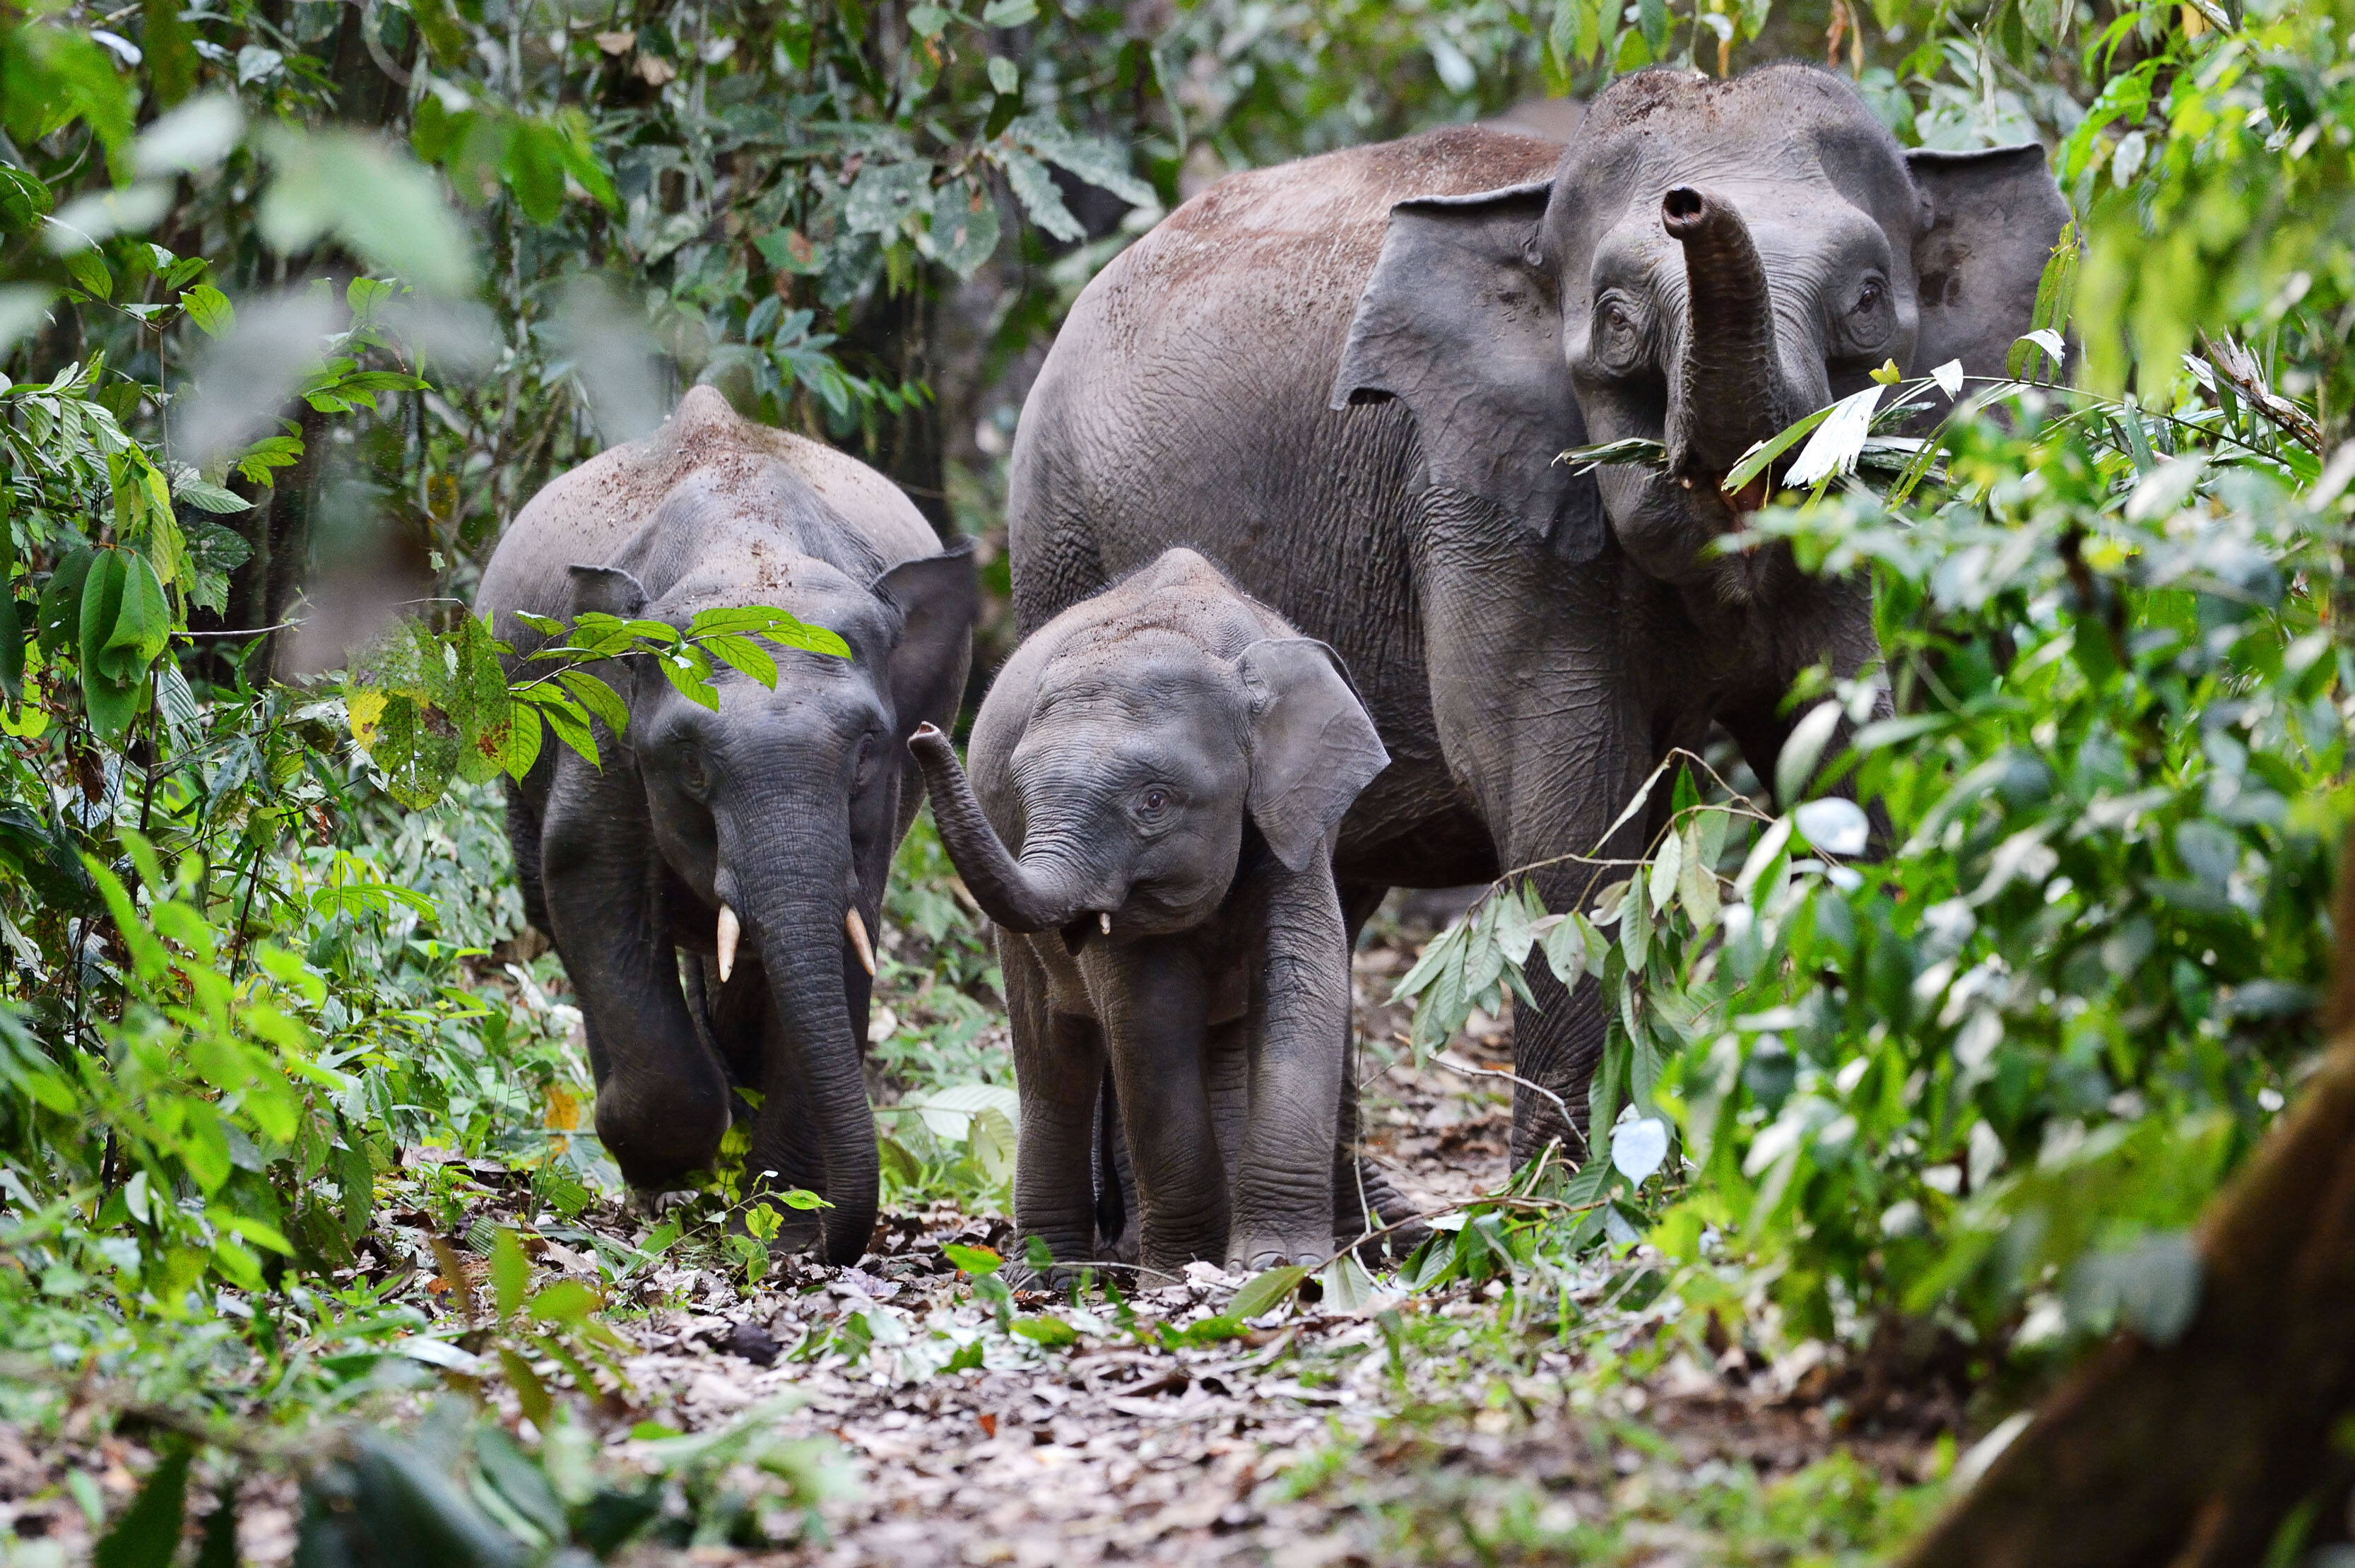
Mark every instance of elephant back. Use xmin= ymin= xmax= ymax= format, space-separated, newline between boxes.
xmin=478 ymin=385 xmax=936 ymax=652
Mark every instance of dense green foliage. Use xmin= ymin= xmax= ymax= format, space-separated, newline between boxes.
xmin=1 ymin=0 xmax=2351 ymax=1555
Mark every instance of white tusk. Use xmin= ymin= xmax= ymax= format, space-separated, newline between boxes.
xmin=716 ymin=904 xmax=740 ymax=984
xmin=1099 ymin=911 xmax=1112 ymax=936
xmin=845 ymin=907 xmax=876 ymax=977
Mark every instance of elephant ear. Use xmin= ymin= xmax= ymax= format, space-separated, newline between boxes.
xmin=1236 ymin=638 xmax=1391 ymax=873
xmin=1331 ymin=181 xmax=1605 ymax=563
xmin=567 ymin=563 xmax=649 ymax=618
xmin=1907 ymin=144 xmax=2072 ymax=398
xmin=873 ymin=538 xmax=979 ymax=741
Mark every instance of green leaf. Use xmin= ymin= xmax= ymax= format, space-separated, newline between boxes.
xmin=491 ymin=1227 xmax=531 ymax=1321
xmin=943 ymin=1242 xmax=1002 ymax=1275
xmin=37 ymin=546 xmax=93 ymax=658
xmin=182 ymin=282 xmax=234 ymax=337
xmin=527 ymin=1279 xmax=598 ymax=1323
xmin=1231 ymin=1263 xmax=1311 ymax=1319
xmin=1010 ymin=1314 xmax=1078 ymax=1345
xmin=700 ymin=633 xmax=777 ymax=688
xmin=64 ymin=247 xmax=112 ymax=301
xmin=1622 ymin=882 xmax=1651 ymax=977
xmin=1319 ymin=1251 xmax=1378 ymax=1313
xmin=844 ymin=160 xmax=934 ymax=236
xmin=1722 ymin=403 xmax=1837 ymax=497
xmin=94 ymin=1446 xmax=189 ymax=1568
xmin=556 ymin=670 xmax=629 ymax=734
xmin=656 ymin=645 xmax=719 ymax=710
xmin=927 ymin=177 xmax=1002 ymax=280
xmin=105 ymin=550 xmax=172 ymax=671
xmin=982 ymin=0 xmax=1037 ymax=22
xmin=173 ymin=476 xmax=249 ymax=512
xmin=997 ymin=146 xmax=1084 ymax=242
xmin=1774 ymin=700 xmax=1843 ymax=807
xmin=1009 ymin=113 xmax=1155 ymax=208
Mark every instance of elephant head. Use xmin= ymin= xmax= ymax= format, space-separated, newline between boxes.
xmin=1333 ymin=63 xmax=2068 ymax=601
xmin=569 ymin=533 xmax=974 ymax=1263
xmin=909 ymin=635 xmax=1388 ymax=943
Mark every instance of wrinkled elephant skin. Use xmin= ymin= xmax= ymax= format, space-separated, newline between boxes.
xmin=911 ymin=550 xmax=1390 ymax=1278
xmin=1008 ymin=64 xmax=2065 ymax=1161
xmin=478 ymin=386 xmax=976 ymax=1264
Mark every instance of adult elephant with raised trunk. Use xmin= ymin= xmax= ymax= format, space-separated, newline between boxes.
xmin=480 ymin=387 xmax=976 ymax=1263
xmin=1008 ymin=63 xmax=2066 ymax=1167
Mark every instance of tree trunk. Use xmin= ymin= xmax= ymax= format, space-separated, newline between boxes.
xmin=1898 ymin=831 xmax=2355 ymax=1567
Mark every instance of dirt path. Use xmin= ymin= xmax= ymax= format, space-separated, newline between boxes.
xmin=0 ymin=929 xmax=1940 ymax=1566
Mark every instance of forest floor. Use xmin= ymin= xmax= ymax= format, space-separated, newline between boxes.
xmin=0 ymin=914 xmax=1954 ymax=1567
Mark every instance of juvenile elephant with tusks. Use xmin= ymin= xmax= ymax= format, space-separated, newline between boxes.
xmin=478 ymin=387 xmax=977 ymax=1264
xmin=1008 ymin=62 xmax=2069 ymax=1169
xmin=909 ymin=549 xmax=1390 ymax=1278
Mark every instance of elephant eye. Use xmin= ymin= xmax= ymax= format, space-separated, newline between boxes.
xmin=1591 ymin=294 xmax=1645 ymax=373
xmin=677 ymin=743 xmax=710 ymax=795
xmin=1134 ymin=786 xmax=1173 ymax=822
xmin=852 ymin=731 xmax=880 ymax=782
xmin=1853 ymin=279 xmax=1887 ymax=314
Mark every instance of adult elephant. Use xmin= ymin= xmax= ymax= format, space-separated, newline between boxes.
xmin=1007 ymin=63 xmax=2067 ymax=1165
xmin=480 ymin=386 xmax=976 ymax=1262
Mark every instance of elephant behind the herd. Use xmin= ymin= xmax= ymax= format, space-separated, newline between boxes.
xmin=1006 ymin=61 xmax=2067 ymax=1167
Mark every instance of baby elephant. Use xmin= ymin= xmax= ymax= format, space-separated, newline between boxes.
xmin=909 ymin=548 xmax=1389 ymax=1278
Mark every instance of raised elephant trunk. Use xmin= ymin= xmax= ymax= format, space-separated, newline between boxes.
xmin=908 ymin=724 xmax=1095 ymax=933
xmin=1662 ymin=184 xmax=1800 ymax=490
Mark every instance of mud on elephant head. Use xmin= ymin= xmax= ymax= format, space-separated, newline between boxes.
xmin=1333 ymin=62 xmax=2069 ymax=600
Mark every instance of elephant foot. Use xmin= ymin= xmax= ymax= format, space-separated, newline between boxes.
xmin=1225 ymin=1231 xmax=1329 ymax=1275
xmin=1335 ymin=1155 xmax=1430 ymax=1259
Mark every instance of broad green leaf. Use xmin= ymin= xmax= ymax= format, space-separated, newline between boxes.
xmin=1783 ymin=384 xmax=1882 ymax=490
xmin=1621 ymin=882 xmax=1651 ymax=976
xmin=491 ymin=1227 xmax=531 ymax=1321
xmin=943 ymin=1242 xmax=1002 ymax=1275
xmin=1010 ymin=1314 xmax=1078 ymax=1345
xmin=1774 ymin=700 xmax=1842 ymax=807
xmin=701 ymin=632 xmax=777 ymax=688
xmin=1721 ymin=403 xmax=1836 ymax=496
xmin=181 ymin=282 xmax=234 ymax=337
xmin=499 ymin=1344 xmax=555 ymax=1430
xmin=997 ymin=146 xmax=1084 ymax=242
xmin=1648 ymin=827 xmax=1682 ymax=915
xmin=1231 ymin=1263 xmax=1311 ymax=1319
xmin=557 ymin=670 xmax=629 ymax=733
xmin=1318 ymin=1252 xmax=1379 ymax=1313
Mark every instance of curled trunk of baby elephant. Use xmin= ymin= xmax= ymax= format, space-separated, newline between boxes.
xmin=1663 ymin=184 xmax=1798 ymax=490
xmin=908 ymin=724 xmax=1095 ymax=933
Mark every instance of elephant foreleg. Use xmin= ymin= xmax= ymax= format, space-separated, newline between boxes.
xmin=1003 ymin=936 xmax=1106 ymax=1275
xmin=541 ymin=760 xmax=731 ymax=1189
xmin=1227 ymin=859 xmax=1348 ymax=1271
xmin=1086 ymin=938 xmax=1226 ymax=1278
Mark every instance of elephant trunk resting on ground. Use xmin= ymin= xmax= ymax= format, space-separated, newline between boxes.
xmin=910 ymin=549 xmax=1391 ymax=1278
xmin=478 ymin=386 xmax=976 ymax=1263
xmin=1006 ymin=61 xmax=2066 ymax=1165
